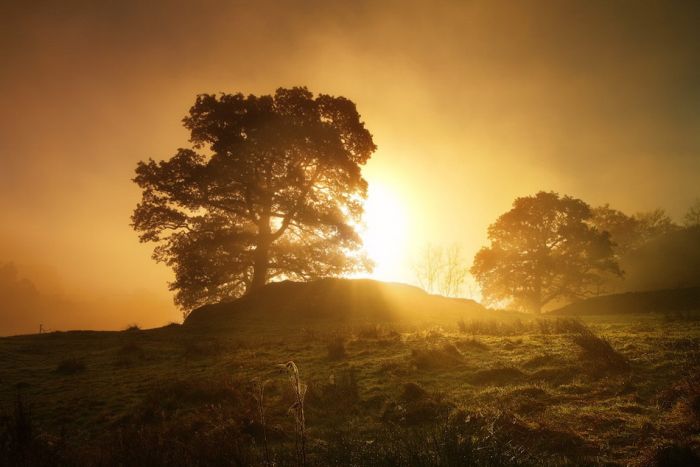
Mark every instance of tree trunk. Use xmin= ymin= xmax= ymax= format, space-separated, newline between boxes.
xmin=249 ymin=242 xmax=269 ymax=293
xmin=249 ymin=210 xmax=272 ymax=293
xmin=532 ymin=274 xmax=543 ymax=313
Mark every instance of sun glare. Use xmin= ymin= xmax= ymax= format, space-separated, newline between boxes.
xmin=360 ymin=183 xmax=408 ymax=281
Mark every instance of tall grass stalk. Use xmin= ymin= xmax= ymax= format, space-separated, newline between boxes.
xmin=279 ymin=361 xmax=307 ymax=466
xmin=252 ymin=378 xmax=271 ymax=466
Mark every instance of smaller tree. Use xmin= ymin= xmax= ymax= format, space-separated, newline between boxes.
xmin=591 ymin=204 xmax=641 ymax=255
xmin=683 ymin=199 xmax=700 ymax=227
xmin=634 ymin=209 xmax=677 ymax=243
xmin=413 ymin=243 xmax=469 ymax=297
xmin=412 ymin=243 xmax=444 ymax=294
xmin=471 ymin=192 xmax=621 ymax=313
xmin=439 ymin=245 xmax=469 ymax=297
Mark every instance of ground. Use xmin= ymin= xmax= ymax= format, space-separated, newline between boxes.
xmin=1 ymin=311 xmax=699 ymax=466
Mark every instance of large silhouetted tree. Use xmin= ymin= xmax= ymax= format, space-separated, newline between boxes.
xmin=132 ymin=87 xmax=376 ymax=311
xmin=471 ymin=192 xmax=621 ymax=313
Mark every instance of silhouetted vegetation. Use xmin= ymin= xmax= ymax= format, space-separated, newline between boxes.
xmin=132 ymin=88 xmax=377 ymax=314
xmin=471 ymin=191 xmax=622 ymax=313
xmin=2 ymin=303 xmax=700 ymax=465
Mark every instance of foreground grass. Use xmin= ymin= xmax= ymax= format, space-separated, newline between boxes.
xmin=1 ymin=313 xmax=699 ymax=465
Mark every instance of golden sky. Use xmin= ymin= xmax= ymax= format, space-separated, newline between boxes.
xmin=1 ymin=0 xmax=699 ymax=332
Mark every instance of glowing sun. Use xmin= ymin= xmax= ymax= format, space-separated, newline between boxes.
xmin=360 ymin=183 xmax=408 ymax=281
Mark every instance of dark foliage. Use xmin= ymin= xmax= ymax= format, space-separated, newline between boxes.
xmin=132 ymin=87 xmax=377 ymax=312
xmin=472 ymin=191 xmax=621 ymax=312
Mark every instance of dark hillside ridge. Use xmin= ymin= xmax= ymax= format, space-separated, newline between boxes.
xmin=550 ymin=286 xmax=700 ymax=316
xmin=184 ymin=278 xmax=501 ymax=327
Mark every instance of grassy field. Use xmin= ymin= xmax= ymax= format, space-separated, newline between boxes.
xmin=1 ymin=311 xmax=699 ymax=465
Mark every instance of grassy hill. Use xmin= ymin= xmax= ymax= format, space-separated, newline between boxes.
xmin=1 ymin=279 xmax=699 ymax=465
xmin=184 ymin=278 xmax=500 ymax=328
xmin=550 ymin=286 xmax=700 ymax=316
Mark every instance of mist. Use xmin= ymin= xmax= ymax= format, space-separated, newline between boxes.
xmin=1 ymin=0 xmax=699 ymax=333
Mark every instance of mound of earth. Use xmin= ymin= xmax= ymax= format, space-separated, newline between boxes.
xmin=550 ymin=286 xmax=700 ymax=316
xmin=184 ymin=278 xmax=501 ymax=328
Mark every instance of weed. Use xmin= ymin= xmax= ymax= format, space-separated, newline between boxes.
xmin=279 ymin=361 xmax=307 ymax=466
xmin=251 ymin=378 xmax=271 ymax=466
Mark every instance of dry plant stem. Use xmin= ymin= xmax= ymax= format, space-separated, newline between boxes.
xmin=252 ymin=378 xmax=271 ymax=466
xmin=280 ymin=361 xmax=307 ymax=466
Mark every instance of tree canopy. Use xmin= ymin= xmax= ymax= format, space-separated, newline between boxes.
xmin=132 ymin=87 xmax=376 ymax=311
xmin=471 ymin=191 xmax=621 ymax=313
xmin=684 ymin=199 xmax=700 ymax=227
xmin=591 ymin=205 xmax=677 ymax=256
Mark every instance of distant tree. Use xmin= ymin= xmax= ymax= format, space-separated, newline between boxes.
xmin=591 ymin=205 xmax=678 ymax=255
xmin=439 ymin=245 xmax=469 ymax=297
xmin=471 ymin=192 xmax=622 ymax=313
xmin=634 ymin=209 xmax=677 ymax=243
xmin=412 ymin=243 xmax=469 ymax=297
xmin=591 ymin=204 xmax=640 ymax=254
xmin=683 ymin=199 xmax=700 ymax=227
xmin=413 ymin=244 xmax=444 ymax=294
xmin=132 ymin=87 xmax=376 ymax=311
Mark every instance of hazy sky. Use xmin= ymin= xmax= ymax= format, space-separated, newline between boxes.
xmin=1 ymin=0 xmax=699 ymax=332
